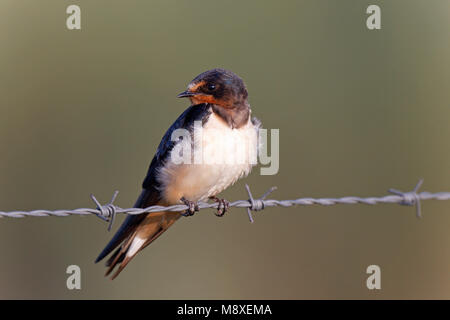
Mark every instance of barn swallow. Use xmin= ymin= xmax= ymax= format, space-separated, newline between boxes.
xmin=95 ymin=68 xmax=261 ymax=279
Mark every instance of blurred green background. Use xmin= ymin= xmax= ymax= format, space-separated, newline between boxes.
xmin=0 ymin=0 xmax=449 ymax=299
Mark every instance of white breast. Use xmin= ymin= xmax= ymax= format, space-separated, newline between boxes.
xmin=157 ymin=113 xmax=260 ymax=204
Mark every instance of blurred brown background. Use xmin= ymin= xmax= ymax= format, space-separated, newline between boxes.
xmin=0 ymin=0 xmax=449 ymax=299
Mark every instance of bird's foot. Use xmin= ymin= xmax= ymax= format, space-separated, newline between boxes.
xmin=180 ymin=197 xmax=199 ymax=217
xmin=209 ymin=196 xmax=230 ymax=217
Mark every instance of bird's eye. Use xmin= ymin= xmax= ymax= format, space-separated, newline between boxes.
xmin=207 ymin=84 xmax=216 ymax=91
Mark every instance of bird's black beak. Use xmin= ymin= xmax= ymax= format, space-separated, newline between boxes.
xmin=177 ymin=90 xmax=197 ymax=98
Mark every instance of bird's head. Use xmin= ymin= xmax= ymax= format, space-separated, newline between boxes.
xmin=177 ymin=68 xmax=248 ymax=109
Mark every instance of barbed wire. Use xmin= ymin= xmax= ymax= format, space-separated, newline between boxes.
xmin=0 ymin=180 xmax=449 ymax=229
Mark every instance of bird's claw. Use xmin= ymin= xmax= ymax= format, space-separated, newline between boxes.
xmin=180 ymin=197 xmax=199 ymax=217
xmin=210 ymin=196 xmax=230 ymax=217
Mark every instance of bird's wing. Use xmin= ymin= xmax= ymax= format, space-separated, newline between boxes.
xmin=142 ymin=103 xmax=211 ymax=189
xmin=95 ymin=103 xmax=211 ymax=264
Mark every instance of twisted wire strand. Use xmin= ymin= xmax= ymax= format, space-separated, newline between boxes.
xmin=1 ymin=180 xmax=449 ymax=225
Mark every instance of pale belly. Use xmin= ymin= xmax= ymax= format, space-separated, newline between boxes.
xmin=157 ymin=113 xmax=259 ymax=204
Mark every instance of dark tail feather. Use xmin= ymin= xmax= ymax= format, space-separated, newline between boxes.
xmin=104 ymin=228 xmax=138 ymax=277
xmin=105 ymin=247 xmax=124 ymax=267
xmin=96 ymin=188 xmax=180 ymax=279
xmin=105 ymin=225 xmax=167 ymax=280
xmin=94 ymin=214 xmax=145 ymax=263
xmin=95 ymin=189 xmax=154 ymax=263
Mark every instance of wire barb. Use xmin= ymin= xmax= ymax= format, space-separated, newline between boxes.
xmin=388 ymin=179 xmax=423 ymax=218
xmin=90 ymin=191 xmax=119 ymax=231
xmin=245 ymin=184 xmax=277 ymax=223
